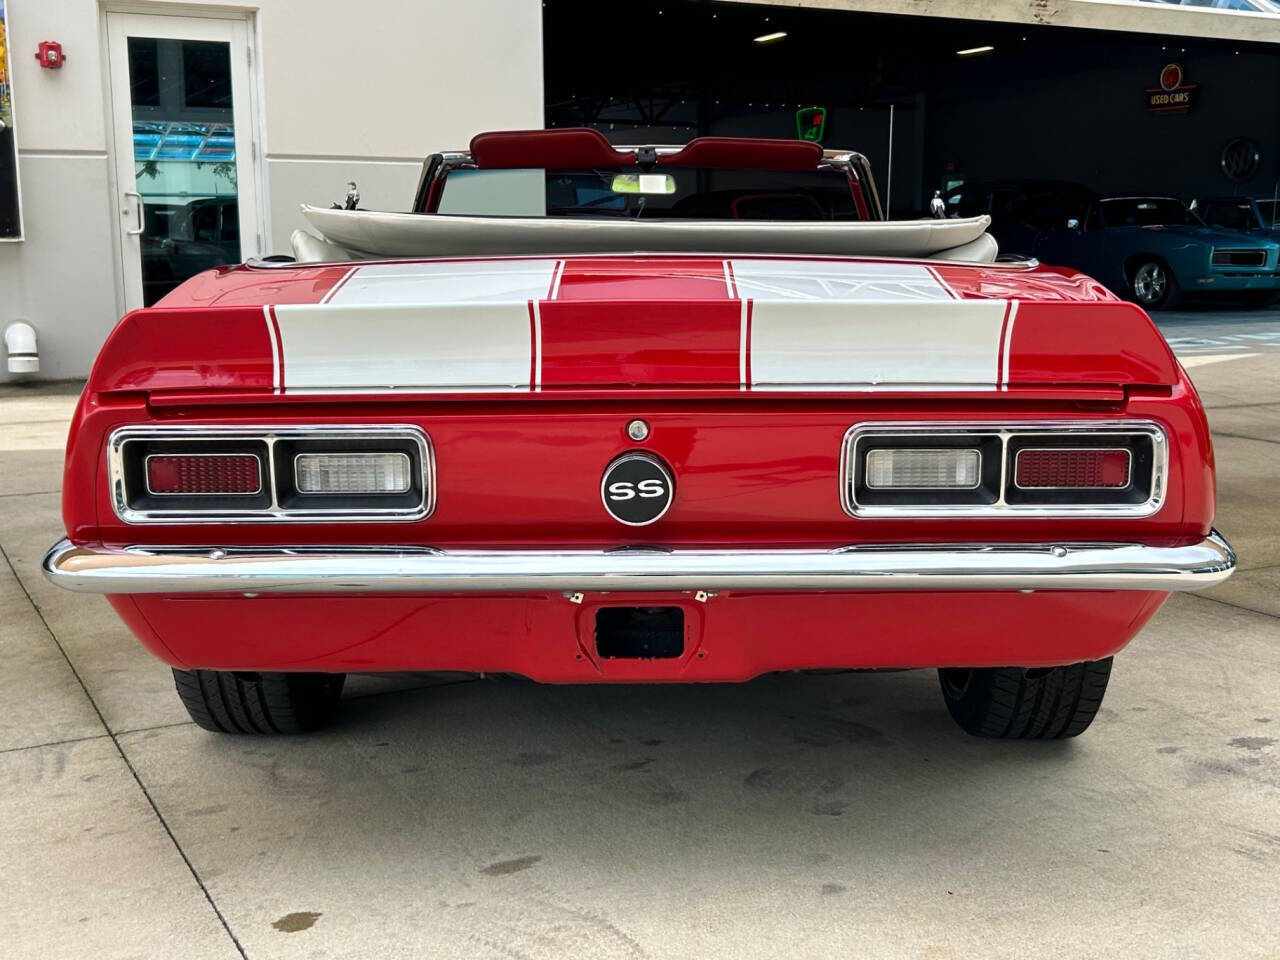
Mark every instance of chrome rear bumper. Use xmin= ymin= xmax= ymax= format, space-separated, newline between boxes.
xmin=42 ymin=533 xmax=1235 ymax=595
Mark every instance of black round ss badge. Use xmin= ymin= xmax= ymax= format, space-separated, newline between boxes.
xmin=601 ymin=453 xmax=674 ymax=526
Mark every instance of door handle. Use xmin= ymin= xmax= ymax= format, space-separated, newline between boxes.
xmin=124 ymin=191 xmax=144 ymax=236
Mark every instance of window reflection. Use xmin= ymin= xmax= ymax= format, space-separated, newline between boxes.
xmin=128 ymin=38 xmax=240 ymax=304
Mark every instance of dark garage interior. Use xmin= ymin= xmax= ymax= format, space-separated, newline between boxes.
xmin=543 ymin=1 xmax=1280 ymax=218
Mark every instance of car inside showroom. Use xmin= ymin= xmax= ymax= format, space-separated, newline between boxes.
xmin=0 ymin=1 xmax=1277 ymax=958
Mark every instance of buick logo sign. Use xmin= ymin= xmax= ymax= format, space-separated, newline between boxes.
xmin=601 ymin=453 xmax=674 ymax=526
xmin=1221 ymin=138 xmax=1261 ymax=184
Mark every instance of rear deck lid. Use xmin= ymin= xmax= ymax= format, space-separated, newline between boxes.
xmin=93 ymin=256 xmax=1179 ymax=396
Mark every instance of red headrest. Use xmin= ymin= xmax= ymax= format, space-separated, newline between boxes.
xmin=469 ymin=128 xmax=637 ymax=169
xmin=657 ymin=137 xmax=824 ymax=171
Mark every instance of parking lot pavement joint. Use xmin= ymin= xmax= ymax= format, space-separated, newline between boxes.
xmin=0 ymin=543 xmax=251 ymax=960
xmin=114 ymin=719 xmax=197 ymax=737
xmin=1205 ymin=430 xmax=1280 ymax=447
xmin=0 ymin=489 xmax=60 ymax=499
xmin=1187 ymin=591 xmax=1280 ymax=623
xmin=0 ymin=732 xmax=111 ymax=756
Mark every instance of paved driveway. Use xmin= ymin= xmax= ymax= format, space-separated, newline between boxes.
xmin=2 ymin=312 xmax=1278 ymax=960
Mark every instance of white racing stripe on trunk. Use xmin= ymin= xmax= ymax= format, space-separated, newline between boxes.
xmin=262 ymin=305 xmax=281 ymax=394
xmin=531 ymin=299 xmax=543 ymax=392
xmin=749 ymin=300 xmax=1010 ymax=390
xmin=273 ymin=302 xmax=533 ymax=393
xmin=999 ymin=300 xmax=1018 ymax=390
xmin=728 ymin=259 xmax=956 ymax=302
xmin=323 ymin=259 xmax=562 ymax=306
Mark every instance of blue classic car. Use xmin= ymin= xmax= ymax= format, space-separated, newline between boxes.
xmin=1027 ymin=194 xmax=1280 ymax=309
xmin=948 ymin=182 xmax=1280 ymax=310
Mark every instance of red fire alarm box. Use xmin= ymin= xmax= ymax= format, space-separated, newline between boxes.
xmin=35 ymin=41 xmax=67 ymax=69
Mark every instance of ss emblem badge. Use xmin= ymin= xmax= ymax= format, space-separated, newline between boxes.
xmin=601 ymin=453 xmax=674 ymax=526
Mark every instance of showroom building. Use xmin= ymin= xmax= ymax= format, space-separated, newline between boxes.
xmin=0 ymin=0 xmax=1277 ymax=381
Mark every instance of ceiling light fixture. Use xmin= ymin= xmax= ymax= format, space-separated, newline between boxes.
xmin=753 ymin=31 xmax=787 ymax=44
xmin=956 ymin=45 xmax=995 ymax=57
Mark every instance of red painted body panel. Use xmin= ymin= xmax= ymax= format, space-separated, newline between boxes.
xmin=63 ymin=254 xmax=1218 ymax=677
xmin=66 ymin=387 xmax=1213 ymax=549
xmin=156 ymin=264 xmax=353 ymax=307
xmin=539 ymin=300 xmax=745 ymax=387
xmin=113 ymin=590 xmax=1167 ymax=679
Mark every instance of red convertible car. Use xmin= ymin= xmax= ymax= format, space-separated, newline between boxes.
xmin=45 ymin=129 xmax=1235 ymax=739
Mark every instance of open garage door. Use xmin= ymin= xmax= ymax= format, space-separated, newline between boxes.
xmin=544 ymin=2 xmax=1280 ymax=217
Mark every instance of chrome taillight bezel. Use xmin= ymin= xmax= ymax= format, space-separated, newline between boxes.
xmin=840 ymin=421 xmax=1167 ymax=518
xmin=108 ymin=425 xmax=435 ymax=524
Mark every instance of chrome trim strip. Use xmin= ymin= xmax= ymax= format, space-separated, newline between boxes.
xmin=109 ymin=425 xmax=435 ymax=524
xmin=841 ymin=421 xmax=1167 ymax=519
xmin=245 ymin=251 xmax=1041 ymax=272
xmin=42 ymin=532 xmax=1235 ymax=595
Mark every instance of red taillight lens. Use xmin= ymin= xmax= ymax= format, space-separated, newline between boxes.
xmin=145 ymin=454 xmax=262 ymax=495
xmin=1014 ymin=448 xmax=1130 ymax=489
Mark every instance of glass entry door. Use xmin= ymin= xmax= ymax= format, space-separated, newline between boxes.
xmin=106 ymin=14 xmax=260 ymax=308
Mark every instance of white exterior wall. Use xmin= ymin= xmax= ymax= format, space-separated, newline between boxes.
xmin=727 ymin=0 xmax=1280 ymax=43
xmin=0 ymin=0 xmax=544 ymax=382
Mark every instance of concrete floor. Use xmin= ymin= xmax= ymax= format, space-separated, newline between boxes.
xmin=2 ymin=309 xmax=1278 ymax=960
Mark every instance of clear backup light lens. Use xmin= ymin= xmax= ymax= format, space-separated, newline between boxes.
xmin=146 ymin=454 xmax=261 ymax=495
xmin=295 ymin=452 xmax=412 ymax=494
xmin=1015 ymin=448 xmax=1131 ymax=489
xmin=865 ymin=448 xmax=981 ymax=489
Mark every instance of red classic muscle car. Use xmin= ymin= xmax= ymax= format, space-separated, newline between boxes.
xmin=45 ymin=130 xmax=1235 ymax=739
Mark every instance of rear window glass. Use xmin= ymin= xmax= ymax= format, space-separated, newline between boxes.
xmin=437 ymin=167 xmax=862 ymax=221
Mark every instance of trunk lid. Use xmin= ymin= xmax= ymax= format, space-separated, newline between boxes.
xmin=95 ymin=255 xmax=1180 ymax=397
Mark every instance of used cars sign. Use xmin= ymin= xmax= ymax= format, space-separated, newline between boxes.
xmin=1147 ymin=62 xmax=1197 ymax=114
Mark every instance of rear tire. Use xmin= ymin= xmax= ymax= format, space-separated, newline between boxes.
xmin=938 ymin=658 xmax=1113 ymax=739
xmin=173 ymin=669 xmax=345 ymax=734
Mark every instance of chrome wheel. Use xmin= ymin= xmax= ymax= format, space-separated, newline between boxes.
xmin=1132 ymin=261 xmax=1169 ymax=307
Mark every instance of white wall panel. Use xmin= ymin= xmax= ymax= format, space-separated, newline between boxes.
xmin=0 ymin=154 xmax=120 ymax=381
xmin=254 ymin=0 xmax=544 ymax=160
xmin=0 ymin=0 xmax=545 ymax=381
xmin=3 ymin=0 xmax=108 ymax=153
xmin=264 ymin=158 xmax=421 ymax=255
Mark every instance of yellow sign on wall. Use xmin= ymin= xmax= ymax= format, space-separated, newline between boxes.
xmin=0 ymin=12 xmax=10 ymax=125
xmin=0 ymin=0 xmax=22 ymax=240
